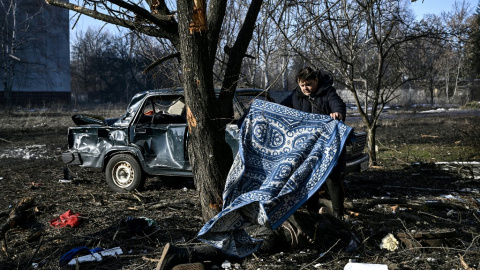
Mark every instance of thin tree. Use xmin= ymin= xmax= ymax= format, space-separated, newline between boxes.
xmin=278 ymin=0 xmax=443 ymax=165
xmin=467 ymin=2 xmax=480 ymax=78
xmin=441 ymin=0 xmax=473 ymax=102
xmin=414 ymin=14 xmax=446 ymax=106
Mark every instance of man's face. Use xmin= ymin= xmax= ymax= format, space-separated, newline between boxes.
xmin=298 ymin=79 xmax=318 ymax=96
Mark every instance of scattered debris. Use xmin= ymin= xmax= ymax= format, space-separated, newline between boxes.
xmin=380 ymin=233 xmax=399 ymax=251
xmin=396 ymin=229 xmax=456 ymax=248
xmin=434 ymin=161 xmax=480 ymax=179
xmin=421 ymin=134 xmax=439 ymax=138
xmin=221 ymin=260 xmax=231 ymax=269
xmin=123 ymin=217 xmax=158 ymax=235
xmin=59 ymin=246 xmax=103 ymax=266
xmin=58 ymin=179 xmax=72 ymax=183
xmin=67 ymin=247 xmax=123 ymax=266
xmin=1 ymin=111 xmax=479 ymax=269
xmin=344 ymin=262 xmax=388 ymax=270
xmin=49 ymin=210 xmax=81 ymax=228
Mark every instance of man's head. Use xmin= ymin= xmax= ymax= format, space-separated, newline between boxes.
xmin=296 ymin=67 xmax=318 ymax=96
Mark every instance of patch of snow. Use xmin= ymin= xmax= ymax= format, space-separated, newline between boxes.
xmin=420 ymin=108 xmax=447 ymax=113
xmin=0 ymin=144 xmax=55 ymax=160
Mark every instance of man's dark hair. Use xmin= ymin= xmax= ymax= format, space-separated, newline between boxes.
xmin=296 ymin=67 xmax=318 ymax=83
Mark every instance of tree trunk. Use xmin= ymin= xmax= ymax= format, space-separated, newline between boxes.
xmin=367 ymin=125 xmax=377 ymax=166
xmin=445 ymin=59 xmax=450 ymax=102
xmin=453 ymin=53 xmax=462 ymax=100
xmin=429 ymin=77 xmax=434 ymax=107
xmin=177 ymin=0 xmax=232 ymax=222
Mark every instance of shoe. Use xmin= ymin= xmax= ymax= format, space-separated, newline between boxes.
xmin=172 ymin=262 xmax=205 ymax=270
xmin=157 ymin=243 xmax=226 ymax=270
xmin=156 ymin=243 xmax=189 ymax=270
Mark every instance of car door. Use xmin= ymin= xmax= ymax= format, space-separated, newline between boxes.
xmin=131 ymin=95 xmax=189 ymax=172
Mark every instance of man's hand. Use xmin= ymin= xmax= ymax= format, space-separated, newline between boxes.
xmin=330 ymin=112 xmax=343 ymax=120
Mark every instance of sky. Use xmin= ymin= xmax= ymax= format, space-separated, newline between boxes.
xmin=69 ymin=0 xmax=479 ymax=43
xmin=410 ymin=0 xmax=478 ymax=19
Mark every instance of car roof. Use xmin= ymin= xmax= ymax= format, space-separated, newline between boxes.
xmin=133 ymin=88 xmax=269 ymax=99
xmin=128 ymin=88 xmax=273 ymax=112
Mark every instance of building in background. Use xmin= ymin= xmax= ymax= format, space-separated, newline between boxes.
xmin=0 ymin=0 xmax=70 ymax=106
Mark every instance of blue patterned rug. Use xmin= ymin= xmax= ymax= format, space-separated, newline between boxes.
xmin=197 ymin=99 xmax=353 ymax=258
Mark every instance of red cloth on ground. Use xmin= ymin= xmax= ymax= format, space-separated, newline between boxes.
xmin=49 ymin=210 xmax=81 ymax=228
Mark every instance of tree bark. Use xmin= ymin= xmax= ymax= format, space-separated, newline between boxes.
xmin=367 ymin=126 xmax=377 ymax=166
xmin=177 ymin=0 xmax=232 ymax=221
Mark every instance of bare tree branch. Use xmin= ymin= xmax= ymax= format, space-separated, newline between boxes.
xmin=45 ymin=0 xmax=178 ymax=44
xmin=143 ymin=52 xmax=180 ymax=74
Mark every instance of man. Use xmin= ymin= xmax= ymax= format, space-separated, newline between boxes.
xmin=280 ymin=67 xmax=347 ymax=219
xmin=156 ymin=69 xmax=354 ymax=269
xmin=157 ymin=210 xmax=353 ymax=270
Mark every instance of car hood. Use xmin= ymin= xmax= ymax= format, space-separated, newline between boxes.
xmin=72 ymin=114 xmax=119 ymax=126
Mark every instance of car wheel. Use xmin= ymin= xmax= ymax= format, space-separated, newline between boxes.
xmin=105 ymin=154 xmax=145 ymax=192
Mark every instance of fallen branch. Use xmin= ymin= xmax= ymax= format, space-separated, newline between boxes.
xmin=1 ymin=197 xmax=35 ymax=254
xmin=23 ymin=235 xmax=44 ymax=270
xmin=361 ymin=198 xmax=468 ymax=211
xmin=142 ymin=256 xmax=161 ymax=262
xmin=145 ymin=198 xmax=196 ymax=210
xmin=300 ymin=239 xmax=340 ymax=270
xmin=421 ymin=134 xmax=439 ymax=138
xmin=0 ymin=137 xmax=13 ymax=143
xmin=458 ymin=254 xmax=474 ymax=270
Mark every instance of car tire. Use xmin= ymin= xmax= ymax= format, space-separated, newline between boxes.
xmin=105 ymin=154 xmax=145 ymax=192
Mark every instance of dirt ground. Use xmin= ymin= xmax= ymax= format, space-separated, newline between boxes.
xmin=0 ymin=107 xmax=479 ymax=270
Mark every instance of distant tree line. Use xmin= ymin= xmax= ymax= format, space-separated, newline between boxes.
xmin=468 ymin=1 xmax=480 ymax=77
xmin=70 ymin=28 xmax=182 ymax=104
xmin=70 ymin=1 xmax=480 ymax=106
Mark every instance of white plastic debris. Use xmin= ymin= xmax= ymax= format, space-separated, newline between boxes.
xmin=221 ymin=260 xmax=232 ymax=269
xmin=380 ymin=233 xmax=399 ymax=251
xmin=59 ymin=179 xmax=72 ymax=183
xmin=67 ymin=247 xmax=123 ymax=265
xmin=344 ymin=262 xmax=388 ymax=270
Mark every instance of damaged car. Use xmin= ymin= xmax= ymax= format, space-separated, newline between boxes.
xmin=62 ymin=88 xmax=369 ymax=192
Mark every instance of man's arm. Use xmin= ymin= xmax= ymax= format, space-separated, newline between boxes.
xmin=327 ymin=88 xmax=346 ymax=121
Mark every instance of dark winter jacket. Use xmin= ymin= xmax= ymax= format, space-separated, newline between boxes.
xmin=280 ymin=74 xmax=346 ymax=120
xmin=281 ymin=73 xmax=347 ymax=172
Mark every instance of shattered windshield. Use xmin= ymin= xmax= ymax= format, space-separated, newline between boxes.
xmin=143 ymin=96 xmax=185 ymax=115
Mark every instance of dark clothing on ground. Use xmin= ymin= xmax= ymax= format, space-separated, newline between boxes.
xmin=158 ymin=211 xmax=354 ymax=270
xmin=248 ymin=211 xmax=352 ymax=254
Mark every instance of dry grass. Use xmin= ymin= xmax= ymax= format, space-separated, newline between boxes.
xmin=0 ymin=105 xmax=479 ymax=270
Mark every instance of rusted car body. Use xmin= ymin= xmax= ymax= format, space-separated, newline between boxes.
xmin=62 ymin=88 xmax=368 ymax=192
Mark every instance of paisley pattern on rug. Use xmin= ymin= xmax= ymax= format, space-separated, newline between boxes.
xmin=197 ymin=99 xmax=353 ymax=258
